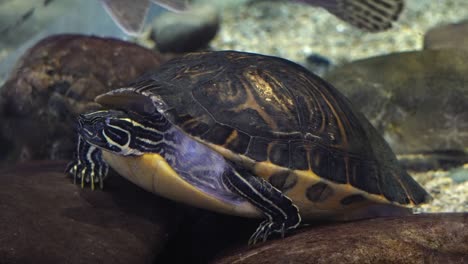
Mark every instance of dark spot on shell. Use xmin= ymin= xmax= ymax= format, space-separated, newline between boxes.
xmin=269 ymin=143 xmax=289 ymax=167
xmin=291 ymin=144 xmax=308 ymax=170
xmin=340 ymin=194 xmax=367 ymax=205
xmin=269 ymin=171 xmax=297 ymax=192
xmin=306 ymin=182 xmax=334 ymax=202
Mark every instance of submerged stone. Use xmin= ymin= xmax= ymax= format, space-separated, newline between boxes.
xmin=0 ymin=161 xmax=183 ymax=264
xmin=151 ymin=5 xmax=220 ymax=53
xmin=325 ymin=49 xmax=468 ymax=169
xmin=214 ymin=214 xmax=468 ymax=264
xmin=449 ymin=166 xmax=468 ymax=184
xmin=424 ymin=20 xmax=468 ymax=51
xmin=0 ymin=34 xmax=172 ymax=163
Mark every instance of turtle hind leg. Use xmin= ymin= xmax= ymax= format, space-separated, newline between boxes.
xmin=223 ymin=162 xmax=301 ymax=245
xmin=66 ymin=135 xmax=109 ymax=190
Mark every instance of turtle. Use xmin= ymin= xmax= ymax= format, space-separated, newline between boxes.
xmin=67 ymin=50 xmax=431 ymax=244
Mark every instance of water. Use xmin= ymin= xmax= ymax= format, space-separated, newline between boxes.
xmin=0 ymin=0 xmax=167 ymax=83
xmin=0 ymin=0 xmax=466 ymax=263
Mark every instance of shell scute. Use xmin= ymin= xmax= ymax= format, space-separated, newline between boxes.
xmin=116 ymin=51 xmax=430 ymax=208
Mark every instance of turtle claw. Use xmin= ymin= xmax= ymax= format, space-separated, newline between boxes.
xmin=248 ymin=220 xmax=272 ymax=245
xmin=65 ymin=160 xmax=83 ymax=184
xmin=66 ymin=136 xmax=108 ymax=190
xmin=248 ymin=219 xmax=289 ymax=245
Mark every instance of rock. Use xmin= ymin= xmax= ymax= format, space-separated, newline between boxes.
xmin=0 ymin=34 xmax=173 ymax=163
xmin=305 ymin=53 xmax=332 ymax=76
xmin=214 ymin=214 xmax=468 ymax=264
xmin=151 ymin=5 xmax=220 ymax=53
xmin=448 ymin=166 xmax=468 ymax=184
xmin=324 ymin=49 xmax=468 ymax=169
xmin=424 ymin=20 xmax=468 ymax=51
xmin=0 ymin=161 xmax=183 ymax=264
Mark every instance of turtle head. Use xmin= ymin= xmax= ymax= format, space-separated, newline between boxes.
xmin=78 ymin=109 xmax=141 ymax=155
xmin=77 ymin=108 xmax=169 ymax=156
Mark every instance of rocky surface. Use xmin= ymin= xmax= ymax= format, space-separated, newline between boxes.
xmin=151 ymin=5 xmax=220 ymax=53
xmin=0 ymin=34 xmax=173 ymax=163
xmin=0 ymin=161 xmax=183 ymax=264
xmin=424 ymin=20 xmax=468 ymax=51
xmin=214 ymin=213 xmax=468 ymax=264
xmin=1 ymin=160 xmax=465 ymax=263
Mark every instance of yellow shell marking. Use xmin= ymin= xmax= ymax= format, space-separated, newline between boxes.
xmin=231 ymin=72 xmax=279 ymax=130
xmin=205 ymin=141 xmax=407 ymax=220
xmin=223 ymin=130 xmax=238 ymax=147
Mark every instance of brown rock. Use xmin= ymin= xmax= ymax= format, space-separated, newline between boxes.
xmin=151 ymin=5 xmax=220 ymax=53
xmin=214 ymin=214 xmax=468 ymax=264
xmin=0 ymin=34 xmax=174 ymax=163
xmin=424 ymin=20 xmax=468 ymax=51
xmin=0 ymin=161 xmax=183 ymax=264
xmin=324 ymin=50 xmax=468 ymax=169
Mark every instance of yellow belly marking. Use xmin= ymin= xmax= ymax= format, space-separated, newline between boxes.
xmin=102 ymin=151 xmax=261 ymax=218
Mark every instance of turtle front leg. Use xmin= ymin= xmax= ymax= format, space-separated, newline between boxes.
xmin=223 ymin=162 xmax=301 ymax=245
xmin=66 ymin=135 xmax=109 ymax=190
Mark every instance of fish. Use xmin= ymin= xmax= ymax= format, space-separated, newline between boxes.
xmin=100 ymin=0 xmax=189 ymax=36
xmin=0 ymin=0 xmax=188 ymax=37
xmin=0 ymin=0 xmax=56 ymax=36
xmin=293 ymin=0 xmax=404 ymax=32
xmin=102 ymin=0 xmax=404 ymax=35
xmin=1 ymin=0 xmax=404 ymax=39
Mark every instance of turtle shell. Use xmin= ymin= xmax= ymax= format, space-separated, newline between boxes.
xmin=97 ymin=51 xmax=430 ymax=218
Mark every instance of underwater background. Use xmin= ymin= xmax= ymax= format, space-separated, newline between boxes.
xmin=0 ymin=0 xmax=467 ymax=263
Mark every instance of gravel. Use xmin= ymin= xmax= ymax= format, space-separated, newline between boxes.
xmin=210 ymin=0 xmax=468 ymax=65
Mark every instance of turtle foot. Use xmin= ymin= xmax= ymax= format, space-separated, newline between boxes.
xmin=66 ymin=136 xmax=108 ymax=190
xmin=223 ymin=161 xmax=301 ymax=245
xmin=249 ymin=220 xmax=276 ymax=245
xmin=248 ymin=213 xmax=300 ymax=245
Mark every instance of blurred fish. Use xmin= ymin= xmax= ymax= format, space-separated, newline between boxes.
xmin=0 ymin=0 xmax=55 ymax=36
xmin=0 ymin=0 xmax=187 ymax=38
xmin=1 ymin=0 xmax=404 ymax=40
xmin=103 ymin=0 xmax=404 ymax=35
xmin=293 ymin=0 xmax=404 ymax=32
xmin=100 ymin=0 xmax=189 ymax=36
